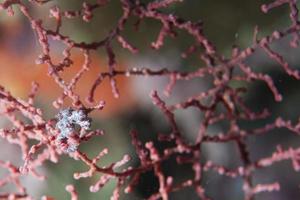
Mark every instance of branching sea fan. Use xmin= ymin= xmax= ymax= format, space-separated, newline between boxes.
xmin=0 ymin=0 xmax=299 ymax=199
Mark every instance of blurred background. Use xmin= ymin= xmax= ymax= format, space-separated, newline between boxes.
xmin=0 ymin=0 xmax=300 ymax=199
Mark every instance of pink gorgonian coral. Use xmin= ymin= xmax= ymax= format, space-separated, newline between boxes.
xmin=0 ymin=0 xmax=299 ymax=199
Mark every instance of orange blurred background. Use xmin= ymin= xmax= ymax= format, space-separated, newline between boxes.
xmin=0 ymin=18 xmax=136 ymax=118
